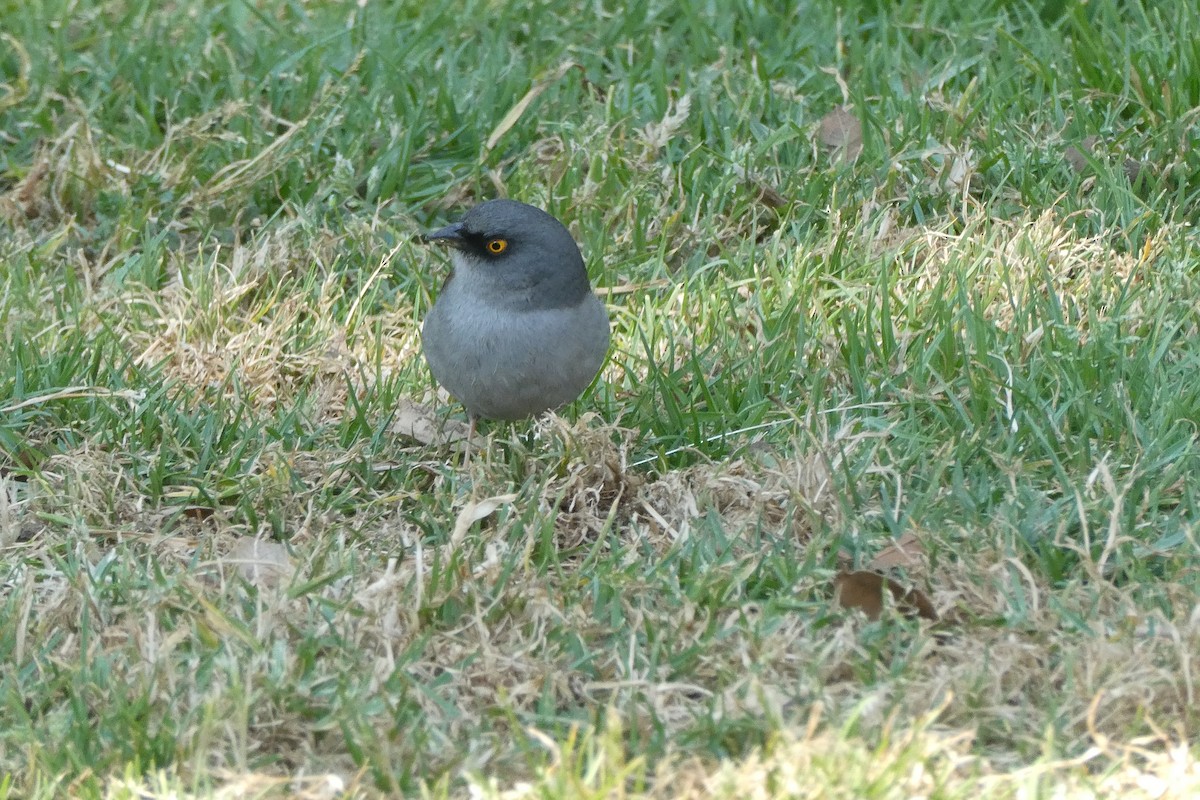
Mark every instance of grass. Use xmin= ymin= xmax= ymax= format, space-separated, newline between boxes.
xmin=2 ymin=0 xmax=1200 ymax=796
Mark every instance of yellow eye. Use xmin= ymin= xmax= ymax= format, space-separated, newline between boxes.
xmin=486 ymin=238 xmax=508 ymax=254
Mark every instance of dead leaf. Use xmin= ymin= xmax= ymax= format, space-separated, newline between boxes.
xmin=868 ymin=531 xmax=925 ymax=571
xmin=817 ymin=106 xmax=863 ymax=163
xmin=940 ymin=146 xmax=974 ymax=191
xmin=485 ymin=62 xmax=580 ymax=152
xmin=1064 ymin=135 xmax=1098 ymax=174
xmin=181 ymin=506 xmax=215 ymax=520
xmin=731 ymin=163 xmax=789 ymax=210
xmin=450 ymin=493 xmax=517 ymax=547
xmin=1065 ymin=136 xmax=1146 ymax=184
xmin=390 ymin=398 xmax=475 ymax=448
xmin=14 ymin=160 xmax=48 ymax=218
xmin=226 ymin=538 xmax=295 ymax=590
xmin=0 ymin=444 xmax=40 ymax=473
xmin=749 ymin=178 xmax=789 ymax=210
xmin=834 ymin=570 xmax=938 ymax=621
xmin=1123 ymin=156 xmax=1146 ymax=185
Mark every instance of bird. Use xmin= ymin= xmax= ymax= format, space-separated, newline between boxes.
xmin=419 ymin=199 xmax=610 ymax=436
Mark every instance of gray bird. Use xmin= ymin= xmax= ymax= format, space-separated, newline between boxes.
xmin=420 ymin=199 xmax=610 ymax=425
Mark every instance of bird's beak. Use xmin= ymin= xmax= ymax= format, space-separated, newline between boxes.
xmin=420 ymin=221 xmax=465 ymax=247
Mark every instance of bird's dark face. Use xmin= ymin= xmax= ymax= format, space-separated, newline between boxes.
xmin=421 ymin=199 xmax=592 ymax=309
xmin=422 ymin=219 xmax=514 ymax=262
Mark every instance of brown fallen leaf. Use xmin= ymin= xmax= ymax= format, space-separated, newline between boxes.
xmin=450 ymin=493 xmax=518 ymax=548
xmin=834 ymin=570 xmax=938 ymax=621
xmin=1064 ymin=135 xmax=1099 ymax=174
xmin=1065 ymin=135 xmax=1147 ymax=184
xmin=15 ymin=159 xmax=49 ymax=218
xmin=817 ymin=105 xmax=863 ymax=163
xmin=868 ymin=530 xmax=925 ymax=571
xmin=748 ymin=176 xmax=789 ymax=210
xmin=181 ymin=505 xmax=215 ymax=521
xmin=729 ymin=163 xmax=790 ymax=214
xmin=226 ymin=538 xmax=295 ymax=591
xmin=390 ymin=398 xmax=477 ymax=448
xmin=0 ymin=444 xmax=41 ymax=474
xmin=755 ymin=182 xmax=789 ymax=210
xmin=1123 ymin=156 xmax=1146 ymax=185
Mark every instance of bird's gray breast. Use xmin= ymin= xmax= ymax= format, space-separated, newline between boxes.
xmin=421 ymin=279 xmax=609 ymax=420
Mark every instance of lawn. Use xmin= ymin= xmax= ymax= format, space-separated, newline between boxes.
xmin=2 ymin=0 xmax=1199 ymax=797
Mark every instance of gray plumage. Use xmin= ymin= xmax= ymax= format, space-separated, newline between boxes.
xmin=420 ymin=199 xmax=610 ymax=421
